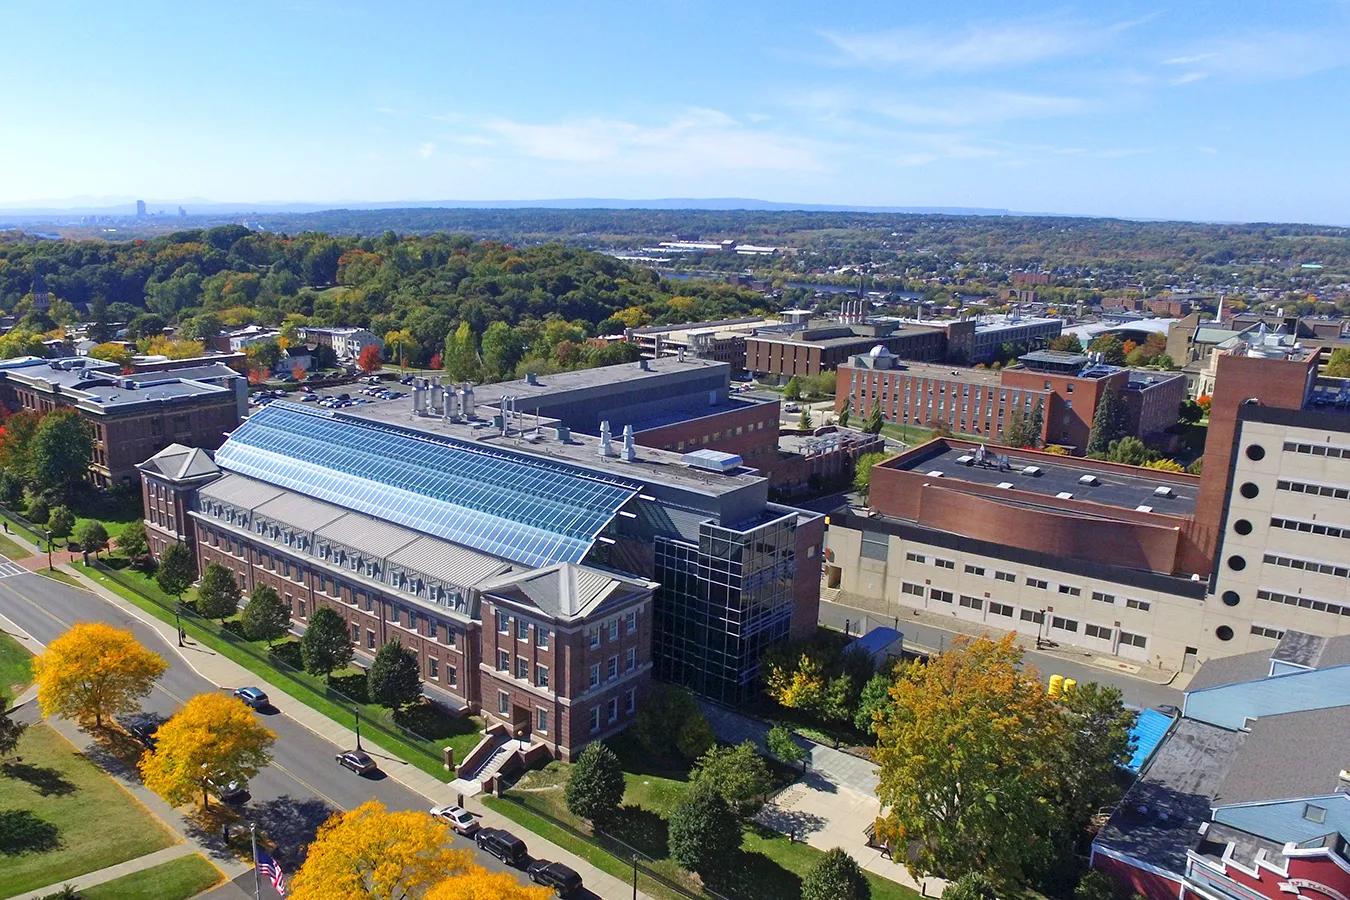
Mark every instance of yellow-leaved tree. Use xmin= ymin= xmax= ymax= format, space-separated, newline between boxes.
xmin=425 ymin=867 xmax=553 ymax=900
xmin=139 ymin=693 xmax=276 ymax=809
xmin=34 ymin=622 xmax=168 ymax=729
xmin=288 ymin=801 xmax=472 ymax=900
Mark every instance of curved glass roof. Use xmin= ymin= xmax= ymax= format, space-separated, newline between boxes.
xmin=214 ymin=403 xmax=638 ymax=568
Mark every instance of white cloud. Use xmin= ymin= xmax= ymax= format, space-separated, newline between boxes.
xmin=873 ymin=90 xmax=1087 ymax=127
xmin=417 ymin=142 xmax=435 ymax=159
xmin=1197 ymin=145 xmax=1220 ymax=154
xmin=1170 ymin=72 xmax=1209 ymax=86
xmin=477 ymin=109 xmax=824 ymax=175
xmin=820 ymin=16 xmax=1142 ymax=72
xmin=1160 ymin=31 xmax=1350 ymax=81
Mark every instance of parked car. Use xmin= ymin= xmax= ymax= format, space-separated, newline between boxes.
xmin=527 ymin=861 xmax=583 ymax=897
xmin=205 ymin=774 xmax=248 ymax=802
xmin=335 ymin=750 xmax=377 ymax=775
xmin=429 ymin=805 xmax=479 ymax=835
xmin=300 ymin=393 xmax=317 ymax=401
xmin=475 ymin=827 xmax=528 ymax=866
xmin=123 ymin=717 xmax=160 ymax=749
xmin=400 ymin=375 xmax=414 ymax=385
xmin=232 ymin=687 xmax=268 ymax=710
xmin=784 ymin=402 xmax=800 ymax=413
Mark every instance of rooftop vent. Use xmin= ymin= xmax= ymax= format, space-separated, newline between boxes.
xmin=1056 ymin=491 xmax=1074 ymax=499
xmin=1078 ymin=474 xmax=1099 ymax=486
xmin=1154 ymin=485 xmax=1175 ymax=498
xmin=525 ymin=372 xmax=538 ymax=386
xmin=997 ymin=482 xmax=1014 ymax=489
xmin=1135 ymin=505 xmax=1154 ymax=513
xmin=1022 ymin=465 xmax=1042 ymax=476
xmin=926 ymin=470 xmax=944 ymax=477
xmin=681 ymin=449 xmax=743 ymax=473
xmin=956 ymin=454 xmax=975 ymax=465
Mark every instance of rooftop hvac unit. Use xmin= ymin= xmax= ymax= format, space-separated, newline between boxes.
xmin=681 ymin=449 xmax=743 ymax=473
xmin=997 ymin=482 xmax=1014 ymax=489
xmin=1022 ymin=465 xmax=1042 ymax=476
xmin=1154 ymin=486 xmax=1175 ymax=497
xmin=1136 ymin=505 xmax=1154 ymax=513
xmin=1078 ymin=474 xmax=1099 ymax=486
xmin=956 ymin=454 xmax=975 ymax=465
xmin=926 ymin=470 xmax=945 ymax=477
xmin=1056 ymin=491 xmax=1074 ymax=499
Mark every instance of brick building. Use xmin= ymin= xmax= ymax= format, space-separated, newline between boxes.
xmin=745 ymin=319 xmax=947 ymax=380
xmin=0 ymin=356 xmax=245 ymax=487
xmin=139 ymin=387 xmax=822 ymax=763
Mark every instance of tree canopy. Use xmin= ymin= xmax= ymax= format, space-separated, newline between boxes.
xmin=368 ymin=639 xmax=422 ymax=709
xmin=34 ymin=622 xmax=168 ymax=729
xmin=139 ymin=692 xmax=276 ymax=809
xmin=301 ymin=606 xmax=354 ymax=679
xmin=195 ymin=561 xmax=241 ymax=623
xmin=565 ymin=741 xmax=627 ymax=825
xmin=155 ymin=542 xmax=196 ymax=600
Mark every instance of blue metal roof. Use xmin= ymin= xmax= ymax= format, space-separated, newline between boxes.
xmin=215 ymin=403 xmax=638 ymax=569
xmin=854 ymin=626 xmax=903 ymax=656
xmin=1125 ymin=708 xmax=1174 ymax=773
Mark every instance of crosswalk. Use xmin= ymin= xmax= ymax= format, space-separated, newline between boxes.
xmin=0 ymin=558 xmax=30 ymax=578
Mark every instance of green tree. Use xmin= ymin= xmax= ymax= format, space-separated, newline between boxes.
xmin=1048 ymin=335 xmax=1083 ymax=353
xmin=862 ymin=401 xmax=884 ymax=435
xmin=0 ymin=690 xmax=27 ymax=757
xmin=1325 ymin=348 xmax=1350 ymax=378
xmin=47 ymin=506 xmax=75 ymax=544
xmin=300 ymin=607 xmax=353 ymax=680
xmin=855 ymin=672 xmax=893 ymax=734
xmin=443 ymin=322 xmax=479 ymax=382
xmin=1107 ymin=436 xmax=1157 ymax=467
xmin=115 ymin=520 xmax=150 ymax=563
xmin=1178 ymin=399 xmax=1203 ymax=425
xmin=31 ymin=410 xmax=94 ymax=501
xmin=1086 ymin=390 xmax=1123 ymax=456
xmin=1003 ymin=406 xmax=1028 ymax=447
xmin=784 ymin=376 xmax=802 ymax=401
xmin=677 ymin=711 xmax=716 ymax=762
xmin=801 ymin=847 xmax=871 ymax=900
xmin=0 ymin=410 xmax=42 ymax=482
xmin=942 ymin=873 xmax=997 ymax=900
xmin=74 ymin=519 xmax=109 ymax=558
xmin=691 ymin=741 xmax=775 ymax=810
xmin=838 ymin=398 xmax=851 ymax=428
xmin=766 ymin=724 xmax=808 ymax=772
xmin=1026 ymin=399 xmax=1044 ymax=449
xmin=668 ymin=782 xmax=742 ymax=874
xmin=26 ymin=496 xmax=50 ymax=526
xmin=853 ymin=452 xmax=888 ymax=499
xmin=480 ymin=321 xmax=525 ymax=380
xmin=196 ymin=562 xmax=242 ymax=624
xmin=1074 ymin=869 xmax=1121 ymax=900
xmin=822 ymin=674 xmax=855 ymax=729
xmin=634 ymin=684 xmax=701 ymax=758
xmin=1088 ymin=335 xmax=1126 ymax=366
xmin=799 ymin=408 xmax=813 ymax=430
xmin=240 ymin=584 xmax=290 ymax=647
xmin=368 ymin=638 xmax=422 ymax=709
xmin=564 ymin=742 xmax=626 ymax=826
xmin=155 ymin=542 xmax=196 ymax=602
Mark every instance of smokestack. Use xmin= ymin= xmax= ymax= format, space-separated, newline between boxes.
xmin=677 ymin=346 xmax=685 ymax=364
xmin=622 ymin=424 xmax=636 ymax=461
xmin=429 ymin=377 xmax=443 ymax=415
xmin=599 ymin=420 xmax=613 ymax=457
xmin=459 ymin=382 xmax=474 ymax=419
xmin=412 ymin=380 xmax=426 ymax=415
xmin=443 ymin=386 xmax=459 ymax=420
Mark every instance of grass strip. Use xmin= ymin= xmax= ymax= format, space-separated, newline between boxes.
xmin=0 ymin=629 xmax=35 ymax=697
xmin=73 ymin=562 xmax=455 ymax=784
xmin=81 ymin=852 xmax=223 ymax=900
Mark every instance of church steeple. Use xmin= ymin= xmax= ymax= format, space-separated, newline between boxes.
xmin=31 ymin=269 xmax=50 ymax=314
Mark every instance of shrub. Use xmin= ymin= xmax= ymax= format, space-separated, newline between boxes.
xmin=668 ymin=782 xmax=741 ymax=874
xmin=802 ymin=847 xmax=871 ymax=900
xmin=565 ymin=742 xmax=626 ymax=826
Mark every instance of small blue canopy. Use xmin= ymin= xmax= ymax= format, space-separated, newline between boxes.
xmin=1125 ymin=708 xmax=1174 ymax=773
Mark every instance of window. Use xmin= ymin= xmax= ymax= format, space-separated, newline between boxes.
xmin=1027 ymin=578 xmax=1048 ymax=589
xmin=367 ymin=630 xmax=375 ymax=649
xmin=428 ymin=657 xmax=439 ymax=679
xmin=516 ymin=657 xmax=528 ymax=680
xmin=516 ymin=618 xmax=529 ymax=641
xmin=536 ymin=628 xmax=550 ymax=649
xmin=1126 ymin=598 xmax=1151 ymax=612
xmin=1304 ymin=804 xmax=1327 ymax=824
xmin=607 ymin=657 xmax=618 ymax=680
xmin=935 ymin=558 xmax=955 ymax=570
xmin=427 ymin=619 xmax=437 ymax=640
xmin=989 ymin=602 xmax=1013 ymax=617
xmin=1119 ymin=631 xmax=1147 ymax=649
xmin=625 ymin=610 xmax=637 ymax=633
xmin=589 ymin=664 xmax=600 ymax=688
xmin=1092 ymin=591 xmax=1116 ymax=605
xmin=447 ymin=665 xmax=457 ymax=687
xmin=536 ymin=664 xmax=549 ymax=688
xmin=1251 ymin=624 xmax=1285 ymax=640
xmin=497 ymin=650 xmax=510 ymax=671
xmin=608 ymin=619 xmax=620 ymax=641
xmin=496 ymin=611 xmax=509 ymax=633
xmin=964 ymin=564 xmax=986 ymax=576
xmin=930 ymin=588 xmax=953 ymax=603
xmin=590 ymin=707 xmax=601 ymax=733
xmin=1263 ymin=552 xmax=1350 ymax=578
xmin=626 ymin=688 xmax=636 ymax=714
xmin=901 ymin=582 xmax=924 ymax=597
xmin=995 ymin=571 xmax=1016 ymax=583
xmin=905 ymin=552 xmax=926 ymax=564
xmin=958 ymin=595 xmax=983 ymax=611
xmin=499 ymin=692 xmax=510 ymax=716
xmin=1085 ymin=623 xmax=1112 ymax=640
xmin=351 ymin=623 xmax=360 ymax=643
xmin=1258 ymin=587 xmax=1350 ymax=618
xmin=625 ymin=647 xmax=636 ymax=672
xmin=608 ymin=697 xmax=619 ymax=723
xmin=1051 ymin=616 xmax=1079 ymax=633
xmin=1020 ymin=609 xmax=1045 ymax=624
xmin=861 ymin=531 xmax=889 ymax=561
xmin=588 ymin=625 xmax=601 ymax=649
xmin=536 ymin=708 xmax=549 ymax=734
xmin=1058 ymin=584 xmax=1081 ymax=596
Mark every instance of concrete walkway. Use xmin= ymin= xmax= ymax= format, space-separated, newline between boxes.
xmin=10 ymin=845 xmax=207 ymax=900
xmin=60 ymin=562 xmax=655 ymax=900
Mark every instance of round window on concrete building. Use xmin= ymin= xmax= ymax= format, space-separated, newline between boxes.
xmin=1234 ymin=519 xmax=1253 ymax=535
xmin=1222 ymin=590 xmax=1241 ymax=607
xmin=1240 ymin=482 xmax=1260 ymax=499
xmin=1216 ymin=625 xmax=1234 ymax=641
xmin=1228 ymin=555 xmax=1246 ymax=571
xmin=1246 ymin=444 xmax=1266 ymax=461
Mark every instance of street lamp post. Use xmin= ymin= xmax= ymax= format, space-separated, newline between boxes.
xmin=631 ymin=854 xmax=639 ymax=900
xmin=353 ymin=706 xmax=363 ymax=751
xmin=45 ymin=529 xmax=52 ymax=571
xmin=1036 ymin=609 xmax=1047 ymax=649
xmin=175 ymin=609 xmax=184 ymax=647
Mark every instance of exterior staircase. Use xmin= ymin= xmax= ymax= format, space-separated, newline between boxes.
xmin=466 ymin=743 xmax=515 ymax=783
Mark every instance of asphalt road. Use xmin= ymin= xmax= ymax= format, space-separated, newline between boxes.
xmin=819 ymin=597 xmax=1185 ymax=711
xmin=0 ymin=570 xmax=536 ymax=889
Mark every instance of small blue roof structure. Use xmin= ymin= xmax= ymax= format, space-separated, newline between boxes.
xmin=1125 ymin=708 xmax=1174 ymax=773
xmin=853 ymin=626 xmax=904 ymax=663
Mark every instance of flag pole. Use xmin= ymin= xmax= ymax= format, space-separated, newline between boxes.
xmin=251 ymin=824 xmax=262 ymax=900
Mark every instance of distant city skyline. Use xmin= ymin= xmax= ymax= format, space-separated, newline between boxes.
xmin=6 ymin=1 xmax=1349 ymax=225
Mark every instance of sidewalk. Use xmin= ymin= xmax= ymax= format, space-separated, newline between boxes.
xmin=10 ymin=845 xmax=206 ymax=900
xmin=60 ymin=562 xmax=656 ymax=900
xmin=700 ymin=701 xmax=877 ymax=794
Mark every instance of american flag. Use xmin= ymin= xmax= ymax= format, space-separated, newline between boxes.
xmin=257 ymin=850 xmax=285 ymax=896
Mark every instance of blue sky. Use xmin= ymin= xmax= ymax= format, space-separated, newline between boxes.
xmin=5 ymin=1 xmax=1349 ymax=223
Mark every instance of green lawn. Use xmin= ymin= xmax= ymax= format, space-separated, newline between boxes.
xmin=880 ymin=422 xmax=985 ymax=446
xmin=0 ymin=629 xmax=35 ymax=697
xmin=81 ymin=853 xmax=222 ymax=900
xmin=73 ymin=560 xmax=482 ymax=779
xmin=0 ymin=512 xmax=45 ymax=548
xmin=72 ymin=492 xmax=143 ymax=540
xmin=500 ymin=734 xmax=919 ymax=900
xmin=0 ymin=724 xmax=178 ymax=897
xmin=41 ymin=569 xmax=86 ymax=589
xmin=0 ymin=530 xmax=32 ymax=560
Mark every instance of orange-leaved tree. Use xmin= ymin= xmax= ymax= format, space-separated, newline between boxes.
xmin=34 ymin=622 xmax=168 ymax=729
xmin=139 ymin=692 xmax=276 ymax=809
xmin=425 ymin=867 xmax=553 ymax=900
xmin=288 ymin=801 xmax=472 ymax=900
xmin=872 ymin=633 xmax=1067 ymax=886
xmin=357 ymin=344 xmax=382 ymax=374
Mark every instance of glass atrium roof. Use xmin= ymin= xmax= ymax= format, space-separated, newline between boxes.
xmin=215 ymin=403 xmax=638 ymax=568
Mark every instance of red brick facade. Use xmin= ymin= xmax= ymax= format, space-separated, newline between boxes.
xmin=635 ymin=401 xmax=782 ymax=480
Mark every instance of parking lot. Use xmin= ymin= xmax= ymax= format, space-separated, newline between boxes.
xmin=249 ymin=374 xmax=417 ymax=413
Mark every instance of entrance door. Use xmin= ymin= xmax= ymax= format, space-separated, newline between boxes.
xmin=511 ymin=704 xmax=531 ymax=742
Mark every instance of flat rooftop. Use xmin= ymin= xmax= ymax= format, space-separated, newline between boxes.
xmin=896 ymin=444 xmax=1198 ymax=516
xmin=845 ymin=358 xmax=1004 ymax=387
xmin=626 ymin=395 xmax=772 ymax=434
xmin=459 ymin=356 xmax=730 ymax=410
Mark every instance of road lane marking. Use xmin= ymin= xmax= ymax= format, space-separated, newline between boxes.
xmin=270 ymin=760 xmax=342 ymax=811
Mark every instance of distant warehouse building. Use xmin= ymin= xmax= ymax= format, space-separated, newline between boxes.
xmin=745 ymin=318 xmax=947 ymax=381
